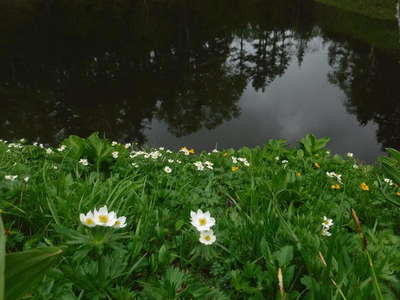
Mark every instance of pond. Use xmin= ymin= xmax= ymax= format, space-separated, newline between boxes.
xmin=0 ymin=0 xmax=399 ymax=162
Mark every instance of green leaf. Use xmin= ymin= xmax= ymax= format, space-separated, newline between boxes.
xmin=273 ymin=245 xmax=294 ymax=266
xmin=299 ymin=134 xmax=329 ymax=156
xmin=5 ymin=247 xmax=62 ymax=300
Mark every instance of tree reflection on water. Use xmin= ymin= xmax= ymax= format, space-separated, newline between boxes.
xmin=0 ymin=0 xmax=399 ymax=154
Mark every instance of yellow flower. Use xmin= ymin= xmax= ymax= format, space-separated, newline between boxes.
xmin=232 ymin=166 xmax=239 ymax=172
xmin=331 ymin=184 xmax=341 ymax=190
xmin=396 ymin=192 xmax=400 ymax=196
xmin=188 ymin=148 xmax=195 ymax=154
xmin=360 ymin=183 xmax=369 ymax=191
xmin=223 ymin=152 xmax=228 ymax=157
xmin=314 ymin=162 xmax=320 ymax=169
xmin=296 ymin=172 xmax=301 ymax=177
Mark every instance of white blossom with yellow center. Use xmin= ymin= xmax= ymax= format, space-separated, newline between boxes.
xmin=199 ymin=230 xmax=216 ymax=245
xmin=113 ymin=216 xmax=127 ymax=228
xmin=190 ymin=209 xmax=215 ymax=232
xmin=94 ymin=206 xmax=117 ymax=227
xmin=80 ymin=211 xmax=96 ymax=227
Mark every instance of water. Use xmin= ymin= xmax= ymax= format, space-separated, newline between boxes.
xmin=0 ymin=0 xmax=399 ymax=162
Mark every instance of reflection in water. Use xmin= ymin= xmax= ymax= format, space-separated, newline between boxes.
xmin=0 ymin=0 xmax=399 ymax=161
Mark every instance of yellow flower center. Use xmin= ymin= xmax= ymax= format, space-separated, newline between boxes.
xmin=232 ymin=166 xmax=239 ymax=172
xmin=199 ymin=218 xmax=207 ymax=226
xmin=86 ymin=218 xmax=94 ymax=225
xmin=115 ymin=220 xmax=120 ymax=226
xmin=204 ymin=235 xmax=211 ymax=241
xmin=99 ymin=215 xmax=109 ymax=223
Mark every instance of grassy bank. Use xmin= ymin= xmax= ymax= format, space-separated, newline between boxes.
xmin=1 ymin=134 xmax=399 ymax=299
xmin=315 ymin=0 xmax=398 ymax=21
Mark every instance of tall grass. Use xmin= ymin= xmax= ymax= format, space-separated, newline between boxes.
xmin=0 ymin=134 xmax=399 ymax=299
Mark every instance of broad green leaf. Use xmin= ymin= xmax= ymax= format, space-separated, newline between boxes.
xmin=5 ymin=247 xmax=62 ymax=300
xmin=273 ymin=245 xmax=294 ymax=266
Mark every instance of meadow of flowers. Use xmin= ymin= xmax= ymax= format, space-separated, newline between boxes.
xmin=0 ymin=133 xmax=399 ymax=299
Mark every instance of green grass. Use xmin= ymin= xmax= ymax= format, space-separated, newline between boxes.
xmin=0 ymin=133 xmax=399 ymax=299
xmin=315 ymin=0 xmax=398 ymax=21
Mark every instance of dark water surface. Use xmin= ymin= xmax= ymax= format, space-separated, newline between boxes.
xmin=0 ymin=0 xmax=399 ymax=162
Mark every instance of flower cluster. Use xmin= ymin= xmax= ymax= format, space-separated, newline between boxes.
xmin=79 ymin=158 xmax=89 ymax=166
xmin=57 ymin=145 xmax=67 ymax=152
xmin=326 ymin=171 xmax=342 ymax=184
xmin=384 ymin=178 xmax=394 ymax=186
xmin=321 ymin=216 xmax=333 ymax=237
xmin=7 ymin=143 xmax=24 ymax=149
xmin=80 ymin=205 xmax=127 ymax=228
xmin=190 ymin=209 xmax=216 ymax=245
xmin=231 ymin=156 xmax=250 ymax=167
xmin=5 ymin=175 xmax=18 ymax=181
xmin=193 ymin=161 xmax=213 ymax=171
xmin=130 ymin=150 xmax=162 ymax=160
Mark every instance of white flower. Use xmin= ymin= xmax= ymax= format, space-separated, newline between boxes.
xmin=212 ymin=149 xmax=219 ymax=153
xmin=124 ymin=143 xmax=131 ymax=149
xmin=326 ymin=171 xmax=343 ymax=184
xmin=180 ymin=147 xmax=190 ymax=155
xmin=384 ymin=178 xmax=394 ymax=186
xmin=347 ymin=152 xmax=354 ymax=158
xmin=33 ymin=142 xmax=38 ymax=146
xmin=94 ymin=206 xmax=117 ymax=227
xmin=194 ymin=161 xmax=204 ymax=171
xmin=326 ymin=151 xmax=330 ymax=155
xmin=164 ymin=166 xmax=172 ymax=173
xmin=80 ymin=211 xmax=96 ymax=227
xmin=46 ymin=148 xmax=54 ymax=154
xmin=159 ymin=147 xmax=165 ymax=151
xmin=353 ymin=164 xmax=359 ymax=169
xmin=5 ymin=175 xmax=18 ymax=181
xmin=150 ymin=151 xmax=162 ymax=159
xmin=111 ymin=141 xmax=118 ymax=146
xmin=190 ymin=209 xmax=215 ymax=231
xmin=275 ymin=156 xmax=280 ymax=161
xmin=322 ymin=216 xmax=333 ymax=229
xmin=281 ymin=160 xmax=288 ymax=164
xmin=112 ymin=151 xmax=119 ymax=159
xmin=131 ymin=162 xmax=139 ymax=168
xmin=168 ymin=159 xmax=174 ymax=163
xmin=113 ymin=216 xmax=127 ymax=228
xmin=321 ymin=228 xmax=332 ymax=237
xmin=204 ymin=161 xmax=214 ymax=170
xmin=176 ymin=160 xmax=182 ymax=164
xmin=19 ymin=138 xmax=26 ymax=143
xmin=57 ymin=145 xmax=66 ymax=152
xmin=39 ymin=143 xmax=44 ymax=149
xmin=166 ymin=149 xmax=172 ymax=153
xmin=24 ymin=176 xmax=30 ymax=182
xmin=231 ymin=156 xmax=238 ymax=164
xmin=53 ymin=165 xmax=58 ymax=170
xmin=199 ymin=230 xmax=217 ymax=245
xmin=79 ymin=159 xmax=89 ymax=166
